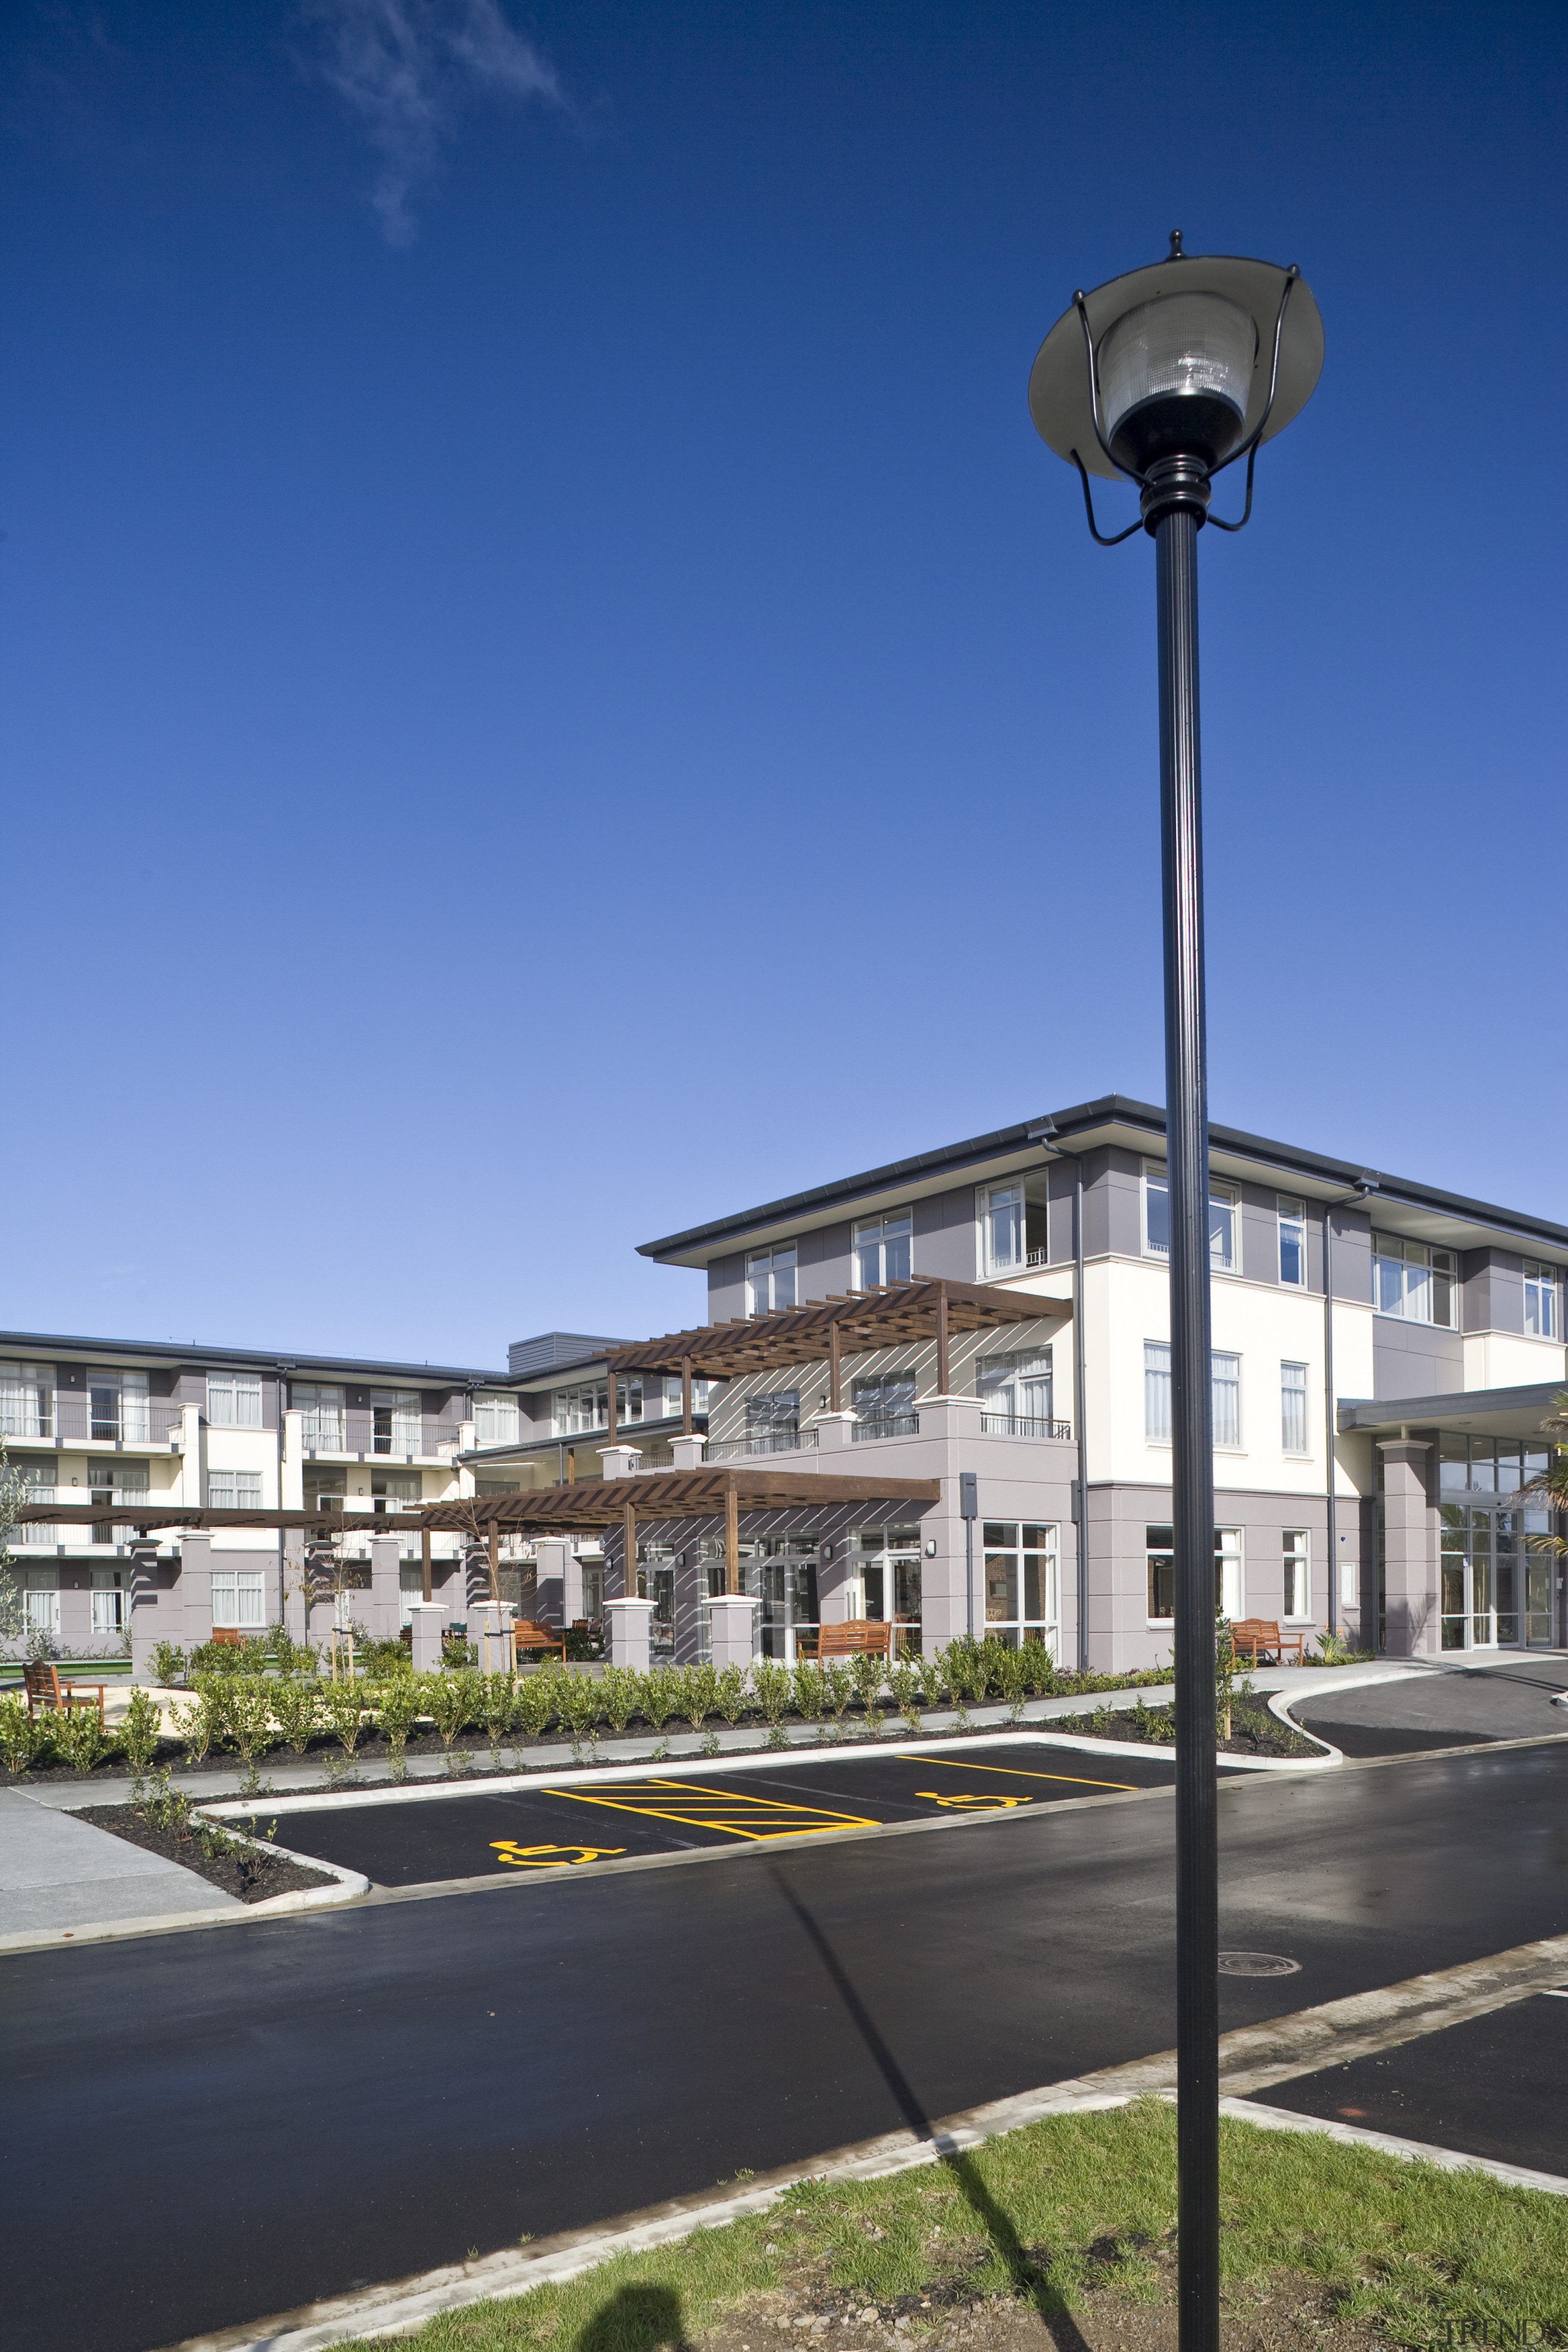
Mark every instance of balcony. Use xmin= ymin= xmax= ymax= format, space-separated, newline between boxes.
xmin=851 ymin=1414 xmax=919 ymax=1441
xmin=708 ymin=1428 xmax=820 ymax=1462
xmin=980 ymin=1413 xmax=1073 ymax=1441
xmin=300 ymin=1414 xmax=446 ymax=1460
xmin=50 ymin=1398 xmax=185 ymax=1448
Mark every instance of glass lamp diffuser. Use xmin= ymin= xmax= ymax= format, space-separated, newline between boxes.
xmin=1099 ymin=292 xmax=1256 ymax=471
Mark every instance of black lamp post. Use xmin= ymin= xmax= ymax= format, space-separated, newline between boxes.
xmin=1028 ymin=236 xmax=1323 ymax=2352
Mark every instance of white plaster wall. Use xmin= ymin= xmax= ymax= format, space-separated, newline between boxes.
xmin=1462 ymin=1331 xmax=1568 ymax=1391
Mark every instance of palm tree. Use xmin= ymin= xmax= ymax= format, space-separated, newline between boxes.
xmin=1518 ymin=1395 xmax=1568 ymax=1550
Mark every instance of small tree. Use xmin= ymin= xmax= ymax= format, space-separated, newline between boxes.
xmin=0 ymin=1442 xmax=29 ymax=1645
xmin=1520 ymin=1397 xmax=1568 ymax=1550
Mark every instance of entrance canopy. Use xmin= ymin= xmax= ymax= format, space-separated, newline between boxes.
xmin=605 ymin=1276 xmax=1068 ymax=1430
xmin=1339 ymin=1383 xmax=1566 ymax=1443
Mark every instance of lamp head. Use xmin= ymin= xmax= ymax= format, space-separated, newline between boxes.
xmin=1030 ymin=244 xmax=1324 ymax=483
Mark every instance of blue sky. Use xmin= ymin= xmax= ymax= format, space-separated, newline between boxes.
xmin=4 ymin=0 xmax=1565 ymax=1367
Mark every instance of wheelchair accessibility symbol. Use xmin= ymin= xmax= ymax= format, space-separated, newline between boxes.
xmin=489 ymin=1841 xmax=627 ymax=1868
xmin=914 ymin=1792 xmax=1033 ymax=1811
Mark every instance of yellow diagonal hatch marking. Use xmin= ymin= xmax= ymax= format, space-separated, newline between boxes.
xmin=902 ymin=1753 xmax=1136 ymax=1793
xmin=543 ymin=1777 xmax=878 ymax=1842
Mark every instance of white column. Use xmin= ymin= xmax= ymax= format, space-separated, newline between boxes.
xmin=810 ymin=1411 xmax=858 ymax=1455
xmin=469 ymin=1600 xmax=516 ymax=1676
xmin=605 ymin=1597 xmax=655 ymax=1670
xmin=407 ymin=1601 xmax=448 ymax=1672
xmin=534 ymin=1538 xmax=568 ymax=1627
xmin=369 ymin=1535 xmax=402 ymax=1641
xmin=179 ymin=1532 xmax=214 ymax=1652
xmin=128 ymin=1540 xmax=164 ymax=1679
xmin=707 ymin=1593 xmax=760 ymax=1670
xmin=600 ymin=1445 xmax=643 ymax=1479
xmin=671 ymin=1433 xmax=707 ymax=1469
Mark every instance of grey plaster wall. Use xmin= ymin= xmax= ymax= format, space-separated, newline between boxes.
xmin=1238 ymin=1183 xmax=1281 ymax=1286
xmin=1372 ymin=1316 xmax=1463 ymax=1399
xmin=1087 ymin=1482 xmax=1330 ymax=1674
xmin=1081 ymin=1147 xmax=1144 ymax=1260
xmin=1329 ymin=1206 xmax=1372 ymax=1303
xmin=708 ymin=1251 xmax=747 ymax=1320
xmin=1463 ymin=1248 xmax=1524 ymax=1335
xmin=912 ymin=1187 xmax=981 ymax=1283
xmin=1046 ymin=1158 xmax=1076 ymax=1265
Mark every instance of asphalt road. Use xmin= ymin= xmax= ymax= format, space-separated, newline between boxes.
xmin=1251 ymin=1991 xmax=1568 ymax=2175
xmin=1295 ymin=1656 xmax=1568 ymax=1757
xmin=5 ymin=1743 xmax=1567 ymax=2352
xmin=270 ymin=1746 xmax=1200 ymax=1887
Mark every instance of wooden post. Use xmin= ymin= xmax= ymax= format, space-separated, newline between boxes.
xmin=829 ymin=1320 xmax=842 ymax=1414
xmin=936 ymin=1283 xmax=950 ymax=1399
xmin=606 ymin=1368 xmax=618 ymax=1447
xmin=421 ymin=1524 xmax=432 ymax=1604
xmin=681 ymin=1354 xmax=693 ymax=1434
xmin=488 ymin=1523 xmax=500 ymax=1604
xmin=567 ymin=1448 xmax=576 ymax=1485
xmin=624 ymin=1497 xmax=637 ymax=1599
xmin=725 ymin=1481 xmax=740 ymax=1597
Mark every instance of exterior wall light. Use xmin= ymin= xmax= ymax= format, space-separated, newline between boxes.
xmin=1030 ymin=232 xmax=1322 ymax=2352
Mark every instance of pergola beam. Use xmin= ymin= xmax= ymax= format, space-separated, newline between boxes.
xmin=605 ymin=1277 xmax=1066 ymax=1384
xmin=411 ymin=1464 xmax=941 ymax=1539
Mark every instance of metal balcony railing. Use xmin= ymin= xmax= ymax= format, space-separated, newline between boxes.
xmin=708 ymin=1427 xmax=820 ymax=1461
xmin=52 ymin=1398 xmax=185 ymax=1446
xmin=980 ymin=1413 xmax=1073 ymax=1441
xmin=851 ymin=1414 xmax=919 ymax=1441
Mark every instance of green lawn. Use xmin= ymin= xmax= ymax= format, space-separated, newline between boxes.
xmin=344 ymin=2100 xmax=1568 ymax=2351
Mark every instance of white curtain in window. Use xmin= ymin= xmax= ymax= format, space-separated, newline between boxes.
xmin=1144 ymin=1342 xmax=1172 ymax=1442
xmin=121 ymin=1371 xmax=151 ymax=1443
xmin=391 ymin=1391 xmax=421 ymax=1452
xmin=211 ymin=1570 xmax=266 ymax=1627
xmin=24 ymin=1573 xmax=60 ymax=1635
xmin=0 ymin=1362 xmax=50 ymax=1439
xmin=1212 ymin=1353 xmax=1242 ymax=1447
xmin=1280 ymin=1362 xmax=1308 ymax=1453
xmin=986 ymin=1185 xmax=1023 ymax=1273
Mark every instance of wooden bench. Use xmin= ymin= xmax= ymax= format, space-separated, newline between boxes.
xmin=1230 ymin=1618 xmax=1306 ymax=1666
xmin=513 ymin=1619 xmax=568 ymax=1663
xmin=23 ymin=1662 xmax=107 ymax=1725
xmin=208 ymin=1628 xmax=247 ymax=1649
xmin=798 ymin=1619 xmax=897 ymax=1662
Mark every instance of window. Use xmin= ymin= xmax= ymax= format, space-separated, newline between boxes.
xmin=0 ymin=1361 xmax=52 ymax=1441
xmin=1278 ymin=1199 xmax=1308 ymax=1287
xmin=1283 ymin=1531 xmax=1311 ymax=1621
xmin=14 ymin=1460 xmax=56 ymax=1544
xmin=211 ymin=1568 xmax=266 ymax=1627
xmin=1147 ymin=1526 xmax=1242 ymax=1621
xmin=372 ymin=1389 xmax=421 ymax=1455
xmin=1144 ymin=1164 xmax=1237 ymax=1269
xmin=293 ymin=1382 xmax=345 ymax=1450
xmin=981 ymin=1521 xmax=1058 ymax=1649
xmin=746 ymin=1245 xmax=797 ymax=1316
xmin=1525 ymin=1261 xmax=1559 ymax=1340
xmin=473 ymin=1392 xmax=521 ymax=1447
xmin=1212 ymin=1354 xmax=1242 ymax=1447
xmin=207 ymin=1471 xmax=263 ymax=1511
xmin=24 ymin=1570 xmax=59 ymax=1638
xmin=88 ymin=1368 xmax=149 ymax=1444
xmin=88 ymin=1465 xmax=148 ymax=1542
xmin=372 ymin=1472 xmax=420 ymax=1514
xmin=852 ymin=1373 xmax=917 ymax=1433
xmin=981 ymin=1183 xmax=1025 ymax=1275
xmin=92 ymin=1569 xmax=126 ymax=1635
xmin=551 ymin=1379 xmax=642 ymax=1436
xmin=854 ymin=1210 xmax=912 ymax=1289
xmin=976 ymin=1349 xmax=1054 ymax=1430
xmin=1144 ymin=1342 xmax=1172 ymax=1442
xmin=746 ymin=1390 xmax=801 ymax=1449
xmin=1280 ymin=1361 xmax=1308 ymax=1453
xmin=660 ymin=1375 xmax=710 ymax=1418
xmin=206 ymin=1372 xmax=262 ymax=1428
xmin=1372 ymin=1234 xmax=1456 ymax=1327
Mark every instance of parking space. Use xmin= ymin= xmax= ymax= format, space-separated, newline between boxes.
xmin=1245 ymin=1989 xmax=1568 ymax=2178
xmin=263 ymin=1742 xmax=1200 ymax=1888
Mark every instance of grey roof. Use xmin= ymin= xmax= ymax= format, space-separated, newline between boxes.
xmin=638 ymin=1092 xmax=1568 ymax=1262
xmin=0 ymin=1330 xmax=507 ymax=1385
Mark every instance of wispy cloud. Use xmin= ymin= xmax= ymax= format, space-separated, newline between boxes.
xmin=304 ymin=0 xmax=565 ymax=246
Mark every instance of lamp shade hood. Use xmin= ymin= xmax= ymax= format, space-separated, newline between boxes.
xmin=1029 ymin=252 xmax=1324 ymax=480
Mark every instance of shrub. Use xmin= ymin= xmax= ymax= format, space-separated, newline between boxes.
xmin=374 ymin=1675 xmax=425 ymax=1763
xmin=0 ymin=1694 xmax=43 ymax=1775
xmin=995 ymin=1643 xmax=1031 ymax=1719
xmin=174 ymin=1679 xmax=235 ymax=1763
xmin=266 ymin=1621 xmax=316 ymax=1676
xmin=513 ymin=1667 xmax=559 ymax=1741
xmin=636 ymin=1665 xmax=681 ymax=1732
xmin=714 ymin=1663 xmax=750 ymax=1726
xmin=849 ymin=1653 xmax=887 ymax=1721
xmin=820 ymin=1662 xmax=854 ymax=1724
xmin=225 ymin=1675 xmax=277 ymax=1762
xmin=752 ymin=1659 xmax=793 ymax=1725
xmin=1017 ymin=1637 xmax=1058 ymax=1699
xmin=478 ymin=1671 xmax=517 ymax=1763
xmin=120 ymin=1687 xmax=164 ymax=1776
xmin=556 ymin=1670 xmax=603 ymax=1745
xmin=270 ymin=1676 xmax=322 ymax=1756
xmin=598 ymin=1665 xmax=639 ymax=1735
xmin=791 ymin=1662 xmax=825 ymax=1724
xmin=151 ymin=1640 xmax=187 ymax=1689
xmin=425 ymin=1668 xmax=477 ymax=1751
xmin=886 ymin=1660 xmax=925 ymax=1732
xmin=189 ymin=1637 xmax=266 ymax=1677
xmin=56 ymin=1703 xmax=113 ymax=1776
xmin=320 ymin=1678 xmax=371 ymax=1758
xmin=677 ymin=1662 xmax=718 ymax=1732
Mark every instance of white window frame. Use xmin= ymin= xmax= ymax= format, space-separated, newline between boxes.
xmin=210 ymin=1569 xmax=266 ymax=1629
xmin=1146 ymin=1528 xmax=1243 ymax=1623
xmin=206 ymin=1469 xmax=263 ymax=1512
xmin=853 ymin=1209 xmax=913 ymax=1290
xmin=976 ymin=1348 xmax=1054 ymax=1428
xmin=0 ymin=1361 xmax=53 ymax=1441
xmin=1144 ymin=1341 xmax=1172 ymax=1442
xmin=24 ymin=1570 xmax=60 ymax=1637
xmin=1280 ymin=1360 xmax=1309 ymax=1455
xmin=1212 ymin=1352 xmax=1242 ymax=1449
xmin=980 ymin=1183 xmax=1025 ymax=1277
xmin=293 ymin=1382 xmax=346 ymax=1451
xmin=91 ymin=1569 xmax=126 ymax=1635
xmin=474 ymin=1392 xmax=521 ymax=1447
xmin=1372 ymin=1234 xmax=1457 ymax=1328
xmin=206 ymin=1372 xmax=263 ymax=1428
xmin=746 ymin=1245 xmax=797 ymax=1316
xmin=1144 ymin=1162 xmax=1237 ymax=1271
xmin=1282 ymin=1529 xmax=1311 ymax=1622
xmin=979 ymin=1520 xmax=1058 ymax=1651
xmin=1524 ymin=1261 xmax=1559 ymax=1340
xmin=1278 ymin=1197 xmax=1308 ymax=1288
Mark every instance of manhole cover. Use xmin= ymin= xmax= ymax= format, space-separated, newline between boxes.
xmin=1218 ymin=1951 xmax=1301 ymax=1977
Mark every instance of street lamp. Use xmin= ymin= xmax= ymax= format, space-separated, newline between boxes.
xmin=1029 ymin=235 xmax=1322 ymax=2352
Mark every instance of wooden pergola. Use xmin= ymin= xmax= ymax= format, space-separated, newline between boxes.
xmin=603 ymin=1276 xmax=1067 ymax=1438
xmin=414 ymin=1464 xmax=941 ymax=1598
xmin=9 ymin=1501 xmax=453 ymax=1604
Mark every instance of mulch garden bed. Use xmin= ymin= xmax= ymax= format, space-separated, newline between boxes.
xmin=77 ymin=1804 xmax=341 ymax=1904
xmin=1044 ymin=1702 xmax=1322 ymax=1760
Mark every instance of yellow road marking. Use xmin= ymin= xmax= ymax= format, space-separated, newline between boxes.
xmin=489 ymin=1842 xmax=627 ymax=1868
xmin=903 ymin=1753 xmax=1137 ymax=1793
xmin=543 ymin=1778 xmax=878 ymax=1842
xmin=914 ymin=1791 xmax=1032 ymax=1810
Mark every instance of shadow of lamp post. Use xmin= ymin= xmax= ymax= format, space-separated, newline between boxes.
xmin=1028 ymin=233 xmax=1324 ymax=2352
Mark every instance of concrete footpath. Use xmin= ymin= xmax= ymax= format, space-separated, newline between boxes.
xmin=0 ymin=1786 xmax=242 ymax=1934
